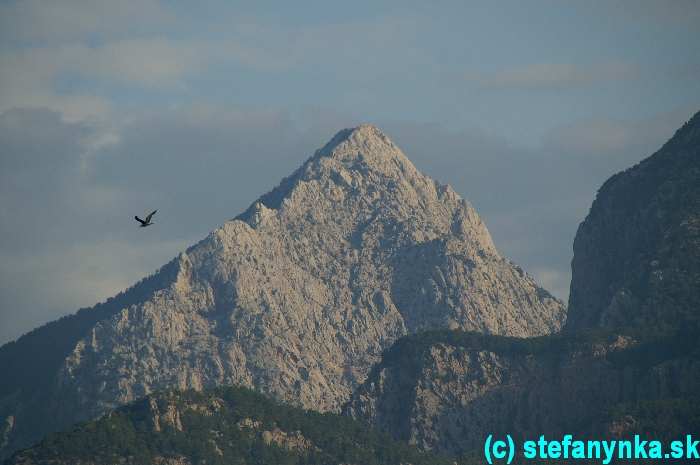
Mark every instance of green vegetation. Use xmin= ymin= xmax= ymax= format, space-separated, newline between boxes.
xmin=375 ymin=325 xmax=700 ymax=376
xmin=6 ymin=386 xmax=455 ymax=465
xmin=608 ymin=397 xmax=700 ymax=440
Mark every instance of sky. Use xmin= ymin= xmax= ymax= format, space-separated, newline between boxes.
xmin=1 ymin=0 xmax=699 ymax=345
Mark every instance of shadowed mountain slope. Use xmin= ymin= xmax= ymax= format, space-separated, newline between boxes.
xmin=565 ymin=111 xmax=700 ymax=332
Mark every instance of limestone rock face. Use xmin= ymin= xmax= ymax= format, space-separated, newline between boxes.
xmin=0 ymin=124 xmax=563 ymax=457
xmin=344 ymin=331 xmax=700 ymax=456
xmin=565 ymin=111 xmax=700 ymax=332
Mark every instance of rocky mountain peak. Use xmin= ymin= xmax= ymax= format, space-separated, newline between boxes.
xmin=315 ymin=124 xmax=410 ymax=166
xmin=236 ymin=124 xmax=418 ymax=224
xmin=0 ymin=124 xmax=565 ymax=458
xmin=237 ymin=123 xmax=494 ymax=252
xmin=303 ymin=123 xmax=421 ymax=195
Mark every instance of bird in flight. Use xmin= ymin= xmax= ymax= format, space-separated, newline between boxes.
xmin=135 ymin=210 xmax=157 ymax=227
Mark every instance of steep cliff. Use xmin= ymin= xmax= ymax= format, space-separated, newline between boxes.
xmin=0 ymin=124 xmax=563 ymax=458
xmin=566 ymin=111 xmax=700 ymax=332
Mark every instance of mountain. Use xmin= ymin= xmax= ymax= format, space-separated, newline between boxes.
xmin=3 ymin=386 xmax=455 ymax=465
xmin=343 ymin=111 xmax=700 ymax=458
xmin=565 ymin=111 xmax=700 ymax=332
xmin=0 ymin=124 xmax=564 ymax=458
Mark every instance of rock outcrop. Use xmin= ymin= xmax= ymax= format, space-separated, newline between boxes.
xmin=0 ymin=124 xmax=563 ymax=458
xmin=344 ymin=330 xmax=700 ymax=457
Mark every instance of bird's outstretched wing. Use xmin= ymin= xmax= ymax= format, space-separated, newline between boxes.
xmin=135 ymin=216 xmax=146 ymax=225
xmin=145 ymin=210 xmax=157 ymax=223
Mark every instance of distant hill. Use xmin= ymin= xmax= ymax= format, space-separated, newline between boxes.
xmin=3 ymin=385 xmax=455 ymax=465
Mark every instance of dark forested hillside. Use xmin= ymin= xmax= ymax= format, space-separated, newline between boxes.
xmin=4 ymin=386 xmax=455 ymax=465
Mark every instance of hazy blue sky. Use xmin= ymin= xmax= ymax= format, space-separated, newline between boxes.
xmin=1 ymin=1 xmax=699 ymax=344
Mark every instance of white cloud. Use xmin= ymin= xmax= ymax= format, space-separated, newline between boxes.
xmin=0 ymin=0 xmax=174 ymax=42
xmin=0 ymin=37 xmax=206 ymax=118
xmin=467 ymin=62 xmax=637 ymax=90
xmin=82 ymin=38 xmax=205 ymax=87
xmin=591 ymin=0 xmax=700 ymax=29
xmin=195 ymin=15 xmax=425 ymax=74
xmin=543 ymin=107 xmax=697 ymax=157
xmin=532 ymin=268 xmax=570 ymax=303
xmin=0 ymin=45 xmax=107 ymax=119
xmin=0 ymin=238 xmax=189 ymax=344
xmin=0 ymin=8 xmax=428 ymax=123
